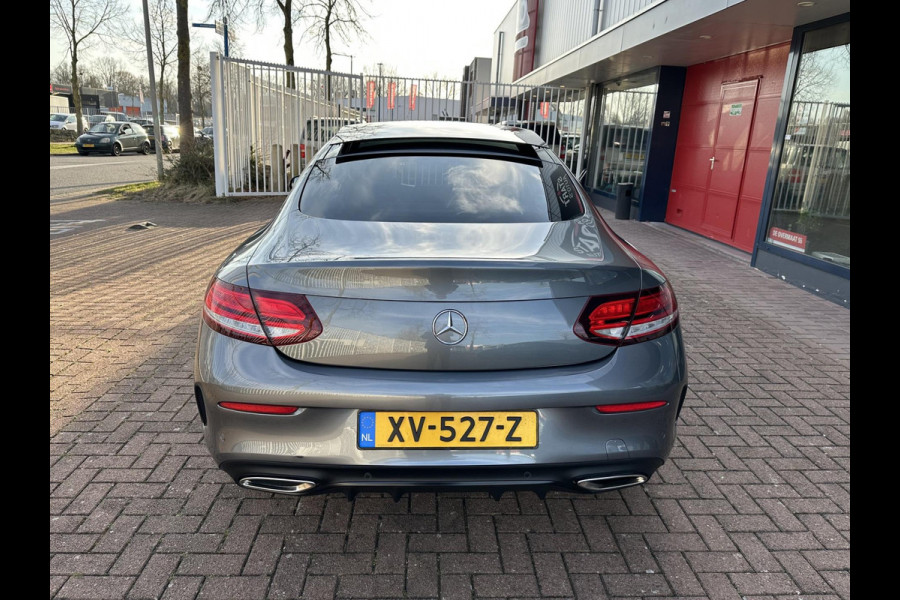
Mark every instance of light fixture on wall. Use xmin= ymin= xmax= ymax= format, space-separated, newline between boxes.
xmin=699 ymin=34 xmax=712 ymax=39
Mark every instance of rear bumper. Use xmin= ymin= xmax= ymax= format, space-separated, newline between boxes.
xmin=194 ymin=321 xmax=688 ymax=491
xmin=75 ymin=142 xmax=113 ymax=153
xmin=220 ymin=459 xmax=664 ymax=497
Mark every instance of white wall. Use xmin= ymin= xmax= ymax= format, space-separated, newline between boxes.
xmin=492 ymin=3 xmax=519 ymax=84
xmin=534 ymin=0 xmax=596 ymax=69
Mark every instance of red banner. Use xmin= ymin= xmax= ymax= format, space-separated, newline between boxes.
xmin=366 ymin=80 xmax=376 ymax=109
xmin=409 ymin=84 xmax=417 ymax=111
xmin=513 ymin=0 xmax=540 ymax=80
xmin=387 ymin=82 xmax=397 ymax=110
xmin=540 ymin=101 xmax=550 ymax=119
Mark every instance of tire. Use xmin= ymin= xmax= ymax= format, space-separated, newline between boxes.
xmin=111 ymin=143 xmax=122 ymax=156
xmin=140 ymin=141 xmax=150 ymax=155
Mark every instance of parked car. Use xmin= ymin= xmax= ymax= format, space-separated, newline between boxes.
xmin=85 ymin=114 xmax=115 ymax=132
xmin=50 ymin=113 xmax=77 ymax=131
xmin=145 ymin=124 xmax=181 ymax=153
xmin=130 ymin=118 xmax=153 ymax=127
xmin=194 ymin=120 xmax=687 ymax=498
xmin=101 ymin=111 xmax=130 ymax=122
xmin=75 ymin=121 xmax=151 ymax=156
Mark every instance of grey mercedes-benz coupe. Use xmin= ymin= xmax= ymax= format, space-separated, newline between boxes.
xmin=194 ymin=121 xmax=687 ymax=498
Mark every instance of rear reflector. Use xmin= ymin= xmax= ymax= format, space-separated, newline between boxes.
xmin=203 ymin=279 xmax=322 ymax=346
xmin=219 ymin=402 xmax=298 ymax=415
xmin=595 ymin=401 xmax=667 ymax=413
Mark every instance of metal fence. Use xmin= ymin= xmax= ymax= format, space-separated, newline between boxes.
xmin=211 ymin=53 xmax=589 ymax=196
xmin=772 ymin=101 xmax=850 ymax=219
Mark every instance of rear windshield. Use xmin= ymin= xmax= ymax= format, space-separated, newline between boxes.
xmin=299 ymin=154 xmax=583 ymax=223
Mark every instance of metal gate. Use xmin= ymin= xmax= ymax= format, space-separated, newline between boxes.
xmin=211 ymin=53 xmax=589 ymax=196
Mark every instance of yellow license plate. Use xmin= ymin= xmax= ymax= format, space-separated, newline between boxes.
xmin=358 ymin=411 xmax=537 ymax=449
xmin=83 ymin=144 xmax=94 ymax=148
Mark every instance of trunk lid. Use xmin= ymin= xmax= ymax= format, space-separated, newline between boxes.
xmin=246 ymin=212 xmax=643 ymax=370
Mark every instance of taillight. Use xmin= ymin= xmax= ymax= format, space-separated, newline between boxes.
xmin=300 ymin=143 xmax=306 ymax=159
xmin=203 ymin=279 xmax=322 ymax=346
xmin=574 ymin=283 xmax=678 ymax=345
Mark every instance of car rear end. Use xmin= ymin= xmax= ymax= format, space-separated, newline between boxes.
xmin=194 ymin=123 xmax=687 ymax=497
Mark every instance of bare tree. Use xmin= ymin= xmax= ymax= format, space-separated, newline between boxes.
xmin=93 ymin=55 xmax=124 ymax=90
xmin=50 ymin=0 xmax=125 ymax=132
xmin=793 ymin=51 xmax=837 ymax=102
xmin=191 ymin=47 xmax=212 ymax=126
xmin=51 ymin=61 xmax=73 ymax=85
xmin=116 ymin=70 xmax=141 ymax=96
xmin=304 ymin=0 xmax=369 ymax=73
xmin=205 ymin=0 xmax=246 ymax=56
xmin=123 ymin=0 xmax=177 ymax=119
xmin=176 ymin=0 xmax=194 ymax=151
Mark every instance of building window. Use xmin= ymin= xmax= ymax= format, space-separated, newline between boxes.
xmin=766 ymin=21 xmax=850 ymax=267
xmin=589 ymin=71 xmax=658 ymax=202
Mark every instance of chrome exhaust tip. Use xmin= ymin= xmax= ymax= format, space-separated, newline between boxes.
xmin=239 ymin=477 xmax=316 ymax=495
xmin=576 ymin=474 xmax=647 ymax=492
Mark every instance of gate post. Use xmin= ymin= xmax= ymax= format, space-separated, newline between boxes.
xmin=210 ymin=52 xmax=228 ymax=197
xmin=271 ymin=144 xmax=285 ymax=192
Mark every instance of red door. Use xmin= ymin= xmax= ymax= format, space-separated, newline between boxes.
xmin=701 ymin=80 xmax=758 ymax=241
xmin=666 ymin=79 xmax=762 ymax=251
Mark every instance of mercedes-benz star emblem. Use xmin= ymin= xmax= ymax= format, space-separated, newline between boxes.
xmin=432 ymin=310 xmax=468 ymax=345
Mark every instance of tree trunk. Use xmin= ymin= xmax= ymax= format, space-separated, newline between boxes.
xmin=158 ymin=67 xmax=165 ymax=121
xmin=282 ymin=0 xmax=294 ymax=88
xmin=71 ymin=45 xmax=84 ymax=134
xmin=324 ymin=4 xmax=332 ymax=97
xmin=176 ymin=0 xmax=194 ymax=152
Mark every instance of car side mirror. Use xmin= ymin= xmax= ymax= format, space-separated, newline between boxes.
xmin=288 ymin=175 xmax=301 ymax=191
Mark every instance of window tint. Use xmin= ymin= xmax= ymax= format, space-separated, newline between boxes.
xmin=299 ymin=154 xmax=583 ymax=223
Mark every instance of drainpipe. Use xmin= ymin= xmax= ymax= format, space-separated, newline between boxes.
xmin=592 ymin=0 xmax=605 ymax=36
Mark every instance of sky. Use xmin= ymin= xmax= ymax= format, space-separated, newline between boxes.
xmin=50 ymin=0 xmax=515 ymax=81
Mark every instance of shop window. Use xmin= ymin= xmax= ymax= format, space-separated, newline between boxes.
xmin=766 ymin=21 xmax=850 ymax=267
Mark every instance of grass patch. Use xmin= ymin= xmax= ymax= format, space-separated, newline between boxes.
xmin=50 ymin=142 xmax=77 ymax=155
xmin=106 ymin=178 xmax=222 ymax=204
xmin=98 ymin=181 xmax=162 ymax=199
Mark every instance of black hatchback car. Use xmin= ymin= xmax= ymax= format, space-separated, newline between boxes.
xmin=75 ymin=122 xmax=151 ymax=156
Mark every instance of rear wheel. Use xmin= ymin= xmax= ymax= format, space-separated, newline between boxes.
xmin=111 ymin=143 xmax=122 ymax=156
xmin=140 ymin=141 xmax=150 ymax=155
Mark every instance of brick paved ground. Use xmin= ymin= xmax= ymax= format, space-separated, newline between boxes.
xmin=50 ymin=195 xmax=850 ymax=599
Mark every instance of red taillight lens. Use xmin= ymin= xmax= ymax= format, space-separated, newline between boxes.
xmin=203 ymin=279 xmax=322 ymax=346
xmin=595 ymin=401 xmax=667 ymax=413
xmin=576 ymin=293 xmax=636 ymax=342
xmin=219 ymin=402 xmax=298 ymax=415
xmin=300 ymin=143 xmax=306 ymax=159
xmin=627 ymin=284 xmax=678 ymax=341
xmin=575 ymin=283 xmax=678 ymax=345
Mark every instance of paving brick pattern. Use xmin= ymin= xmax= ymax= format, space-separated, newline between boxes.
xmin=50 ymin=196 xmax=850 ymax=599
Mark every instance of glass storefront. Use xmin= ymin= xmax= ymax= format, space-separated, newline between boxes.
xmin=588 ymin=70 xmax=659 ymax=203
xmin=765 ymin=21 xmax=850 ymax=267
